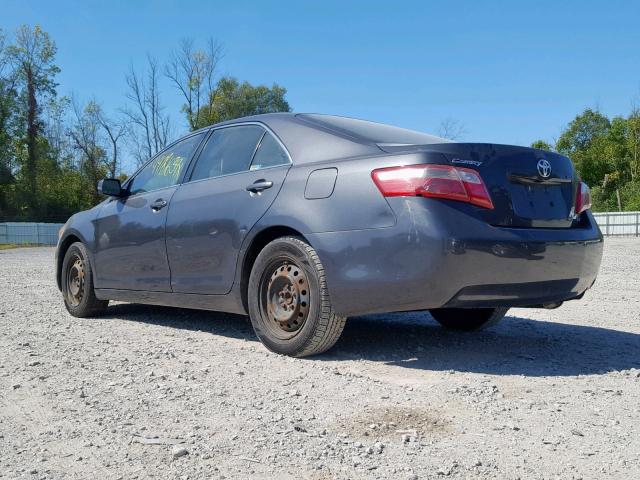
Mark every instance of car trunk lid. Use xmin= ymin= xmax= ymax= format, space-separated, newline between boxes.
xmin=380 ymin=142 xmax=578 ymax=228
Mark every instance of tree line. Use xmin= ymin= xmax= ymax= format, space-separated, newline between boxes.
xmin=0 ymin=25 xmax=290 ymax=222
xmin=1 ymin=24 xmax=638 ymax=223
xmin=532 ymin=107 xmax=640 ymax=212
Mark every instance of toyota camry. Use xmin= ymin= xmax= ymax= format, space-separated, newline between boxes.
xmin=55 ymin=113 xmax=603 ymax=357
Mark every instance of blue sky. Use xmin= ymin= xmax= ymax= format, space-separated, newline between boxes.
xmin=4 ymin=0 xmax=640 ymax=152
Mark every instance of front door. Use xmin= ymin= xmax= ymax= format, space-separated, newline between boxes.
xmin=93 ymin=133 xmax=204 ymax=291
xmin=166 ymin=125 xmax=291 ymax=294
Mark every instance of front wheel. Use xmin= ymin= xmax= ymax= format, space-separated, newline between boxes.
xmin=248 ymin=236 xmax=346 ymax=357
xmin=61 ymin=242 xmax=108 ymax=317
xmin=429 ymin=307 xmax=509 ymax=331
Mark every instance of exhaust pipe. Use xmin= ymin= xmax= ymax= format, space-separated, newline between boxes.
xmin=542 ymin=302 xmax=563 ymax=309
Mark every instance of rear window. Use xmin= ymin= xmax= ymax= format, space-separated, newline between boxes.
xmin=297 ymin=114 xmax=450 ymax=146
xmin=190 ymin=125 xmax=264 ymax=181
xmin=250 ymin=133 xmax=290 ymax=170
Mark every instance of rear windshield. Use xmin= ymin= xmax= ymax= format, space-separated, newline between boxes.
xmin=297 ymin=113 xmax=450 ymax=146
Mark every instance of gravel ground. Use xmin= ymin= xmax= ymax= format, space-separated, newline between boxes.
xmin=1 ymin=238 xmax=639 ymax=480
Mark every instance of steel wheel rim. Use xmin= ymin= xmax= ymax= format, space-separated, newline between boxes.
xmin=261 ymin=258 xmax=310 ymax=340
xmin=66 ymin=255 xmax=85 ymax=307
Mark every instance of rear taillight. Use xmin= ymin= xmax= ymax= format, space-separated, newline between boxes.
xmin=575 ymin=181 xmax=591 ymax=214
xmin=371 ymin=164 xmax=494 ymax=209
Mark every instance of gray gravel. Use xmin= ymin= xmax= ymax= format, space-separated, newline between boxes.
xmin=1 ymin=238 xmax=639 ymax=479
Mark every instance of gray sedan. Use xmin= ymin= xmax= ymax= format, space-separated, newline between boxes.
xmin=55 ymin=113 xmax=603 ymax=357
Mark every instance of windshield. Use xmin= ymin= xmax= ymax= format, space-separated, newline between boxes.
xmin=297 ymin=113 xmax=451 ymax=146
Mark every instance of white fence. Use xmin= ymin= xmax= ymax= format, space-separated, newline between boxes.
xmin=592 ymin=211 xmax=640 ymax=237
xmin=0 ymin=222 xmax=64 ymax=245
xmin=0 ymin=213 xmax=637 ymax=246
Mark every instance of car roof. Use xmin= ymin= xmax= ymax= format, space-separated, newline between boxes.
xmin=198 ymin=113 xmax=449 ymax=164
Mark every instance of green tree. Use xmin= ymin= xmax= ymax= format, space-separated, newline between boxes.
xmin=556 ymin=108 xmax=610 ymax=154
xmin=618 ymin=180 xmax=640 ymax=211
xmin=195 ymin=76 xmax=290 ymax=129
xmin=556 ymin=109 xmax=611 ymax=187
xmin=554 ymin=108 xmax=640 ymax=210
xmin=627 ymin=106 xmax=640 ymax=181
xmin=43 ymin=95 xmax=72 ymax=166
xmin=6 ymin=25 xmax=60 ymax=215
xmin=531 ymin=140 xmax=552 ymax=151
xmin=0 ymin=29 xmax=20 ymax=214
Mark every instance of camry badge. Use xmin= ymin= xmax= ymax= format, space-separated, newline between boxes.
xmin=537 ymin=159 xmax=552 ymax=178
xmin=451 ymin=158 xmax=482 ymax=167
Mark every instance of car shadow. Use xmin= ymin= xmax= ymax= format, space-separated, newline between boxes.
xmin=103 ymin=303 xmax=640 ymax=377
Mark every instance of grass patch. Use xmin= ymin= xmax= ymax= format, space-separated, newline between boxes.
xmin=0 ymin=243 xmax=43 ymax=250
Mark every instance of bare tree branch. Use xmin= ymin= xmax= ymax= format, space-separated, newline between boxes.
xmin=437 ymin=118 xmax=468 ymax=141
xmin=68 ymin=95 xmax=108 ymax=202
xmin=124 ymin=55 xmax=171 ymax=166
xmin=165 ymin=37 xmax=223 ymax=130
xmin=92 ymin=104 xmax=127 ymax=177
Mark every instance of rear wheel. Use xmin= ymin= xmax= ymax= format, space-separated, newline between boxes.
xmin=61 ymin=242 xmax=108 ymax=317
xmin=429 ymin=307 xmax=508 ymax=331
xmin=248 ymin=236 xmax=346 ymax=357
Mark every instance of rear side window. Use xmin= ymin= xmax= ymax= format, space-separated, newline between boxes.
xmin=128 ymin=133 xmax=204 ymax=195
xmin=250 ymin=133 xmax=290 ymax=170
xmin=190 ymin=125 xmax=264 ymax=181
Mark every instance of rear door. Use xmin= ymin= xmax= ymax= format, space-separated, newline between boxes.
xmin=166 ymin=124 xmax=291 ymax=294
xmin=93 ymin=133 xmax=205 ymax=291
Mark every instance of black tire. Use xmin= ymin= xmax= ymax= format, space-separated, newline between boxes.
xmin=429 ymin=307 xmax=509 ymax=331
xmin=61 ymin=242 xmax=108 ymax=317
xmin=248 ymin=236 xmax=346 ymax=357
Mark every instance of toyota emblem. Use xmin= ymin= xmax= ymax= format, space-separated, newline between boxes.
xmin=537 ymin=159 xmax=552 ymax=178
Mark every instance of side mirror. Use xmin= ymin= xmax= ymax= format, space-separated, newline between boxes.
xmin=97 ymin=178 xmax=124 ymax=197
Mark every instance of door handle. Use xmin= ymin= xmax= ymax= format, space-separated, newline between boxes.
xmin=246 ymin=180 xmax=274 ymax=193
xmin=150 ymin=199 xmax=168 ymax=211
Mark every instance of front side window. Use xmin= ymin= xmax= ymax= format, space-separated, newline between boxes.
xmin=128 ymin=133 xmax=204 ymax=195
xmin=190 ymin=125 xmax=265 ymax=182
xmin=250 ymin=133 xmax=290 ymax=170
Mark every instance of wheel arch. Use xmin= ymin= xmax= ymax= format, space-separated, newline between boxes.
xmin=56 ymin=233 xmax=83 ymax=291
xmin=239 ymin=225 xmax=311 ymax=313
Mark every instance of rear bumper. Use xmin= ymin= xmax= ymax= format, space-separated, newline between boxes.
xmin=307 ymin=197 xmax=603 ymax=316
